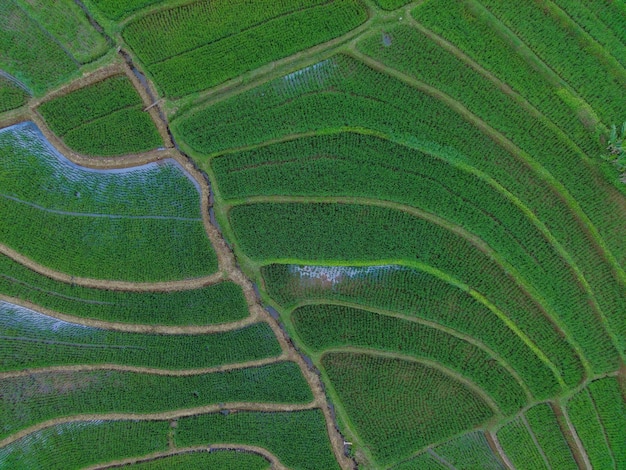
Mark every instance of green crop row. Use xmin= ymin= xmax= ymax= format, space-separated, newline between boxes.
xmin=126 ymin=450 xmax=270 ymax=470
xmin=1 ymin=122 xmax=198 ymax=217
xmin=174 ymin=55 xmax=622 ymax=327
xmin=432 ymin=431 xmax=505 ymax=470
xmin=0 ymin=362 xmax=312 ymax=440
xmin=134 ymin=0 xmax=367 ymax=97
xmin=0 ymin=301 xmax=280 ymax=372
xmin=231 ymin=202 xmax=583 ymax=387
xmin=587 ymin=377 xmax=626 ymax=466
xmin=175 ymin=410 xmax=339 ymax=470
xmin=13 ymin=0 xmax=108 ymax=64
xmin=394 ymin=452 xmax=448 ymax=470
xmin=474 ymin=0 xmax=626 ymax=125
xmin=212 ymin=131 xmax=621 ymax=374
xmin=577 ymin=0 xmax=626 ymax=49
xmin=0 ymin=77 xmax=28 ymax=113
xmin=374 ymin=0 xmax=410 ymax=10
xmin=0 ymin=420 xmax=170 ymax=469
xmin=292 ymin=303 xmax=527 ymax=415
xmin=0 ymin=1 xmax=78 ymax=94
xmin=0 ymin=254 xmax=247 ymax=325
xmin=497 ymin=417 xmax=549 ymax=470
xmin=123 ymin=0 xmax=327 ymax=65
xmin=567 ymin=386 xmax=614 ymax=469
xmin=0 ymin=122 xmax=213 ymax=281
xmin=322 ymin=352 xmax=493 ymax=464
xmin=263 ymin=263 xmax=561 ymax=400
xmin=524 ymin=403 xmax=578 ymax=470
xmin=38 ymin=75 xmax=162 ymax=156
xmin=87 ymin=0 xmax=164 ymax=20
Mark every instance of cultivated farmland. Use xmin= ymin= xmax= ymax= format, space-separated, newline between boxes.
xmin=0 ymin=0 xmax=625 ymax=469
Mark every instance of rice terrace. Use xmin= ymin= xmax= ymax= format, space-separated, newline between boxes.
xmin=0 ymin=0 xmax=625 ymax=468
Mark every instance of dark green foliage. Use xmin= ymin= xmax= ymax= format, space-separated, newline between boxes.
xmin=38 ymin=75 xmax=162 ymax=156
xmin=124 ymin=0 xmax=367 ymax=97
xmin=322 ymin=352 xmax=493 ymax=463
xmin=263 ymin=263 xmax=561 ymax=400
xmin=497 ymin=418 xmax=549 ymax=470
xmin=88 ymin=0 xmax=164 ymax=20
xmin=293 ymin=304 xmax=527 ymax=415
xmin=0 ymin=77 xmax=28 ymax=113
xmin=126 ymin=450 xmax=270 ymax=470
xmin=0 ymin=301 xmax=279 ymax=371
xmin=567 ymin=387 xmax=614 ymax=469
xmin=0 ymin=420 xmax=170 ymax=469
xmin=433 ymin=431 xmax=506 ymax=470
xmin=0 ymin=254 xmax=248 ymax=325
xmin=0 ymin=362 xmax=312 ymax=440
xmin=176 ymin=410 xmax=340 ymax=470
xmin=524 ymin=403 xmax=578 ymax=470
xmin=374 ymin=0 xmax=410 ymax=10
xmin=587 ymin=377 xmax=626 ymax=467
xmin=0 ymin=1 xmax=78 ymax=94
xmin=0 ymin=122 xmax=214 ymax=281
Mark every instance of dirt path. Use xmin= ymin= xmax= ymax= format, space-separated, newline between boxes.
xmin=552 ymin=401 xmax=591 ymax=470
xmin=0 ymin=294 xmax=260 ymax=334
xmin=0 ymin=355 xmax=288 ymax=380
xmin=0 ymin=401 xmax=319 ymax=449
xmin=486 ymin=431 xmax=516 ymax=470
xmin=85 ymin=445 xmax=287 ymax=470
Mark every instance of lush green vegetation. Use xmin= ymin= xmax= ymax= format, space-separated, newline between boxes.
xmin=374 ymin=0 xmax=410 ymax=10
xmin=176 ymin=410 xmax=340 ymax=470
xmin=0 ymin=420 xmax=170 ymax=469
xmin=0 ymin=301 xmax=280 ymax=371
xmin=124 ymin=0 xmax=368 ymax=97
xmin=432 ymin=431 xmax=505 ymax=470
xmin=87 ymin=0 xmax=164 ymax=20
xmin=497 ymin=417 xmax=549 ymax=470
xmin=524 ymin=403 xmax=578 ymax=470
xmin=0 ymin=362 xmax=312 ymax=440
xmin=0 ymin=76 xmax=29 ymax=113
xmin=394 ymin=453 xmax=448 ymax=470
xmin=322 ymin=352 xmax=493 ymax=464
xmin=0 ymin=122 xmax=214 ymax=281
xmin=13 ymin=0 xmax=108 ymax=64
xmin=0 ymin=254 xmax=248 ymax=325
xmin=126 ymin=450 xmax=270 ymax=469
xmin=0 ymin=1 xmax=78 ymax=94
xmin=292 ymin=303 xmax=526 ymax=415
xmin=38 ymin=75 xmax=162 ymax=156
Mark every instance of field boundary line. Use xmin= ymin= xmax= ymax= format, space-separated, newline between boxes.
xmin=0 ymin=356 xmax=288 ymax=379
xmin=557 ymin=403 xmax=592 ymax=469
xmin=0 ymin=243 xmax=224 ymax=291
xmin=321 ymin=346 xmax=504 ymax=417
xmin=520 ymin=414 xmax=552 ymax=469
xmin=289 ymin=298 xmax=533 ymax=401
xmin=0 ymin=402 xmax=320 ymax=450
xmin=0 ymin=294 xmax=259 ymax=334
xmin=85 ymin=445 xmax=286 ymax=470
xmin=486 ymin=431 xmax=515 ymax=470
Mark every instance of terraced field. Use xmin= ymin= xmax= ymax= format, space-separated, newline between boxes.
xmin=0 ymin=0 xmax=624 ymax=469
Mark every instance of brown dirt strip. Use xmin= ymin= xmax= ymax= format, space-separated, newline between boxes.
xmin=0 ymin=243 xmax=224 ymax=292
xmin=85 ymin=445 xmax=287 ymax=470
xmin=552 ymin=401 xmax=592 ymax=470
xmin=0 ymin=401 xmax=319 ymax=450
xmin=486 ymin=431 xmax=516 ymax=470
xmin=0 ymin=355 xmax=288 ymax=380
xmin=0 ymin=294 xmax=260 ymax=334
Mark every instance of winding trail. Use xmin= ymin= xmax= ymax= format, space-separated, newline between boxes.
xmin=85 ymin=445 xmax=286 ymax=470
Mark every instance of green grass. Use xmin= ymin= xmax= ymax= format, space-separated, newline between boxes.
xmin=13 ymin=0 xmax=108 ymax=64
xmin=141 ymin=0 xmax=368 ymax=97
xmin=263 ymin=263 xmax=561 ymax=400
xmin=0 ymin=362 xmax=312 ymax=440
xmin=38 ymin=75 xmax=162 ymax=156
xmin=176 ymin=410 xmax=340 ymax=470
xmin=0 ymin=122 xmax=214 ymax=281
xmin=292 ymin=303 xmax=527 ymax=415
xmin=322 ymin=352 xmax=494 ymax=464
xmin=0 ymin=1 xmax=78 ymax=95
xmin=0 ymin=420 xmax=170 ymax=469
xmin=497 ymin=417 xmax=549 ymax=470
xmin=524 ymin=403 xmax=578 ymax=470
xmin=433 ymin=431 xmax=506 ymax=470
xmin=0 ymin=254 xmax=248 ymax=326
xmin=0 ymin=301 xmax=280 ymax=371
xmin=125 ymin=450 xmax=270 ymax=469
xmin=0 ymin=76 xmax=28 ymax=113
